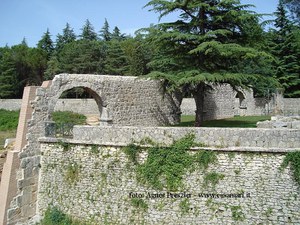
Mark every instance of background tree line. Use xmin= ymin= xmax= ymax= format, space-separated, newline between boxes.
xmin=0 ymin=0 xmax=299 ymax=106
xmin=0 ymin=19 xmax=151 ymax=98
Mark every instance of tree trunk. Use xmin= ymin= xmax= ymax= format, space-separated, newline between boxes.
xmin=192 ymin=83 xmax=205 ymax=127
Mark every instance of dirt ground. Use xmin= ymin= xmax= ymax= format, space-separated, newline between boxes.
xmin=0 ymin=143 xmax=14 ymax=185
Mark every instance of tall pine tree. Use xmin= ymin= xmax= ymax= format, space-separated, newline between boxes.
xmin=272 ymin=0 xmax=300 ymax=97
xmin=144 ymin=0 xmax=276 ymax=126
xmin=37 ymin=29 xmax=54 ymax=59
xmin=56 ymin=23 xmax=77 ymax=53
xmin=99 ymin=19 xmax=111 ymax=41
xmin=80 ymin=19 xmax=98 ymax=41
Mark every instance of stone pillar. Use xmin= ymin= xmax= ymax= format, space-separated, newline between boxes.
xmin=99 ymin=107 xmax=112 ymax=126
xmin=273 ymin=89 xmax=284 ymax=115
xmin=0 ymin=86 xmax=38 ymax=225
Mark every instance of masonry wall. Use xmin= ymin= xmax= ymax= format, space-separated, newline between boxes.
xmin=53 ymin=99 xmax=98 ymax=115
xmin=37 ymin=126 xmax=300 ymax=225
xmin=71 ymin=126 xmax=299 ymax=149
xmin=182 ymin=85 xmax=274 ymax=120
xmin=283 ymin=98 xmax=300 ymax=116
xmin=0 ymin=99 xmax=22 ymax=111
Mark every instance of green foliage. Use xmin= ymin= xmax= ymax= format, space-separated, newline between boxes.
xmin=0 ymin=43 xmax=47 ymax=98
xmin=40 ymin=206 xmax=85 ymax=225
xmin=130 ymin=198 xmax=148 ymax=211
xmin=230 ymin=205 xmax=245 ymax=221
xmin=179 ymin=199 xmax=190 ymax=215
xmin=99 ymin=19 xmax=111 ymax=41
xmin=203 ymin=172 xmax=225 ymax=188
xmin=271 ymin=1 xmax=300 ymax=97
xmin=194 ymin=150 xmax=217 ymax=170
xmin=104 ymin=40 xmax=129 ymax=75
xmin=65 ymin=162 xmax=80 ymax=184
xmin=56 ymin=23 xmax=77 ymax=53
xmin=122 ymin=36 xmax=151 ymax=76
xmin=123 ymin=144 xmax=142 ymax=165
xmin=144 ymin=0 xmax=277 ymax=126
xmin=52 ymin=111 xmax=86 ymax=125
xmin=137 ymin=134 xmax=195 ymax=191
xmin=0 ymin=109 xmax=19 ymax=131
xmin=90 ymin=145 xmax=100 ymax=154
xmin=58 ymin=39 xmax=106 ymax=74
xmin=57 ymin=140 xmax=72 ymax=152
xmin=281 ymin=151 xmax=300 ymax=186
xmin=80 ymin=19 xmax=98 ymax=41
xmin=37 ymin=29 xmax=54 ymax=59
xmin=124 ymin=134 xmax=217 ymax=191
xmin=282 ymin=0 xmax=300 ymax=24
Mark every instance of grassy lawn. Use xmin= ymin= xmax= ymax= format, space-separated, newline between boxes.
xmin=52 ymin=111 xmax=87 ymax=125
xmin=177 ymin=115 xmax=271 ymax=128
xmin=0 ymin=109 xmax=19 ymax=148
xmin=0 ymin=110 xmax=87 ymax=148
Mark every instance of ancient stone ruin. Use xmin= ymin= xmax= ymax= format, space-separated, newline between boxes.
xmin=0 ymin=74 xmax=299 ymax=225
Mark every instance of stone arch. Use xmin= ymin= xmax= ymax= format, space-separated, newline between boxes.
xmin=46 ymin=77 xmax=111 ymax=124
xmin=235 ymin=91 xmax=246 ymax=108
xmin=234 ymin=91 xmax=247 ymax=116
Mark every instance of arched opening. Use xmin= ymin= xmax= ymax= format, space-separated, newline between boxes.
xmin=53 ymin=87 xmax=102 ymax=126
xmin=234 ymin=91 xmax=247 ymax=116
xmin=45 ymin=85 xmax=111 ymax=137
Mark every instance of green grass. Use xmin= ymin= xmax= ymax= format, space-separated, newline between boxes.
xmin=0 ymin=109 xmax=19 ymax=148
xmin=52 ymin=111 xmax=86 ymax=125
xmin=0 ymin=110 xmax=87 ymax=148
xmin=176 ymin=115 xmax=271 ymax=128
xmin=0 ymin=109 xmax=19 ymax=131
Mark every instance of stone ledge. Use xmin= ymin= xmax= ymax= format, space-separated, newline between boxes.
xmin=38 ymin=137 xmax=297 ymax=153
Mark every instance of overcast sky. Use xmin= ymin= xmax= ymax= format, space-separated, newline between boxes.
xmin=0 ymin=0 xmax=278 ymax=47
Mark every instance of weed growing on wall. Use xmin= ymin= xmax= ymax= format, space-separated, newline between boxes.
xmin=230 ymin=205 xmax=245 ymax=221
xmin=130 ymin=198 xmax=148 ymax=211
xmin=137 ymin=134 xmax=195 ymax=191
xmin=179 ymin=199 xmax=191 ymax=215
xmin=194 ymin=150 xmax=217 ymax=170
xmin=57 ymin=140 xmax=72 ymax=152
xmin=90 ymin=144 xmax=100 ymax=154
xmin=65 ymin=162 xmax=80 ymax=184
xmin=123 ymin=143 xmax=141 ymax=165
xmin=123 ymin=134 xmax=218 ymax=191
xmin=40 ymin=206 xmax=86 ymax=225
xmin=203 ymin=172 xmax=225 ymax=188
xmin=281 ymin=151 xmax=300 ymax=186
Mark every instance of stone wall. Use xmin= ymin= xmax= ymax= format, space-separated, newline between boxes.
xmin=283 ymin=98 xmax=300 ymax=116
xmin=36 ymin=126 xmax=300 ymax=224
xmin=5 ymin=74 xmax=180 ymax=225
xmin=182 ymin=85 xmax=275 ymax=120
xmin=2 ymin=92 xmax=299 ymax=120
xmin=54 ymin=99 xmax=98 ymax=115
xmin=0 ymin=99 xmax=22 ymax=111
xmin=71 ymin=126 xmax=299 ymax=149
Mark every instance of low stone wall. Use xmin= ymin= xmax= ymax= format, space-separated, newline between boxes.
xmin=54 ymin=99 xmax=98 ymax=115
xmin=283 ymin=98 xmax=300 ymax=116
xmin=37 ymin=126 xmax=300 ymax=224
xmin=71 ymin=126 xmax=300 ymax=149
xmin=0 ymin=99 xmax=22 ymax=111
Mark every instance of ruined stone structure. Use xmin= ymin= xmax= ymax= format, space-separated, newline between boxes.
xmin=0 ymin=74 xmax=179 ymax=225
xmin=2 ymin=86 xmax=299 ymax=120
xmin=0 ymin=74 xmax=299 ymax=224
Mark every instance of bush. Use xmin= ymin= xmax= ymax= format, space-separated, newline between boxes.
xmin=40 ymin=206 xmax=84 ymax=225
